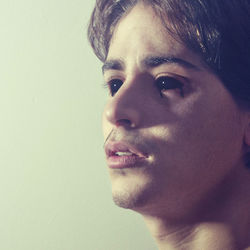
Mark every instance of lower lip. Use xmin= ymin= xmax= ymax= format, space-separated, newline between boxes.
xmin=107 ymin=155 xmax=147 ymax=169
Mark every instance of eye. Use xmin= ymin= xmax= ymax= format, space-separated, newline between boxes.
xmin=107 ymin=79 xmax=123 ymax=96
xmin=155 ymin=76 xmax=184 ymax=97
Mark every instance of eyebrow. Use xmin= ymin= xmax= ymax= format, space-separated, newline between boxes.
xmin=102 ymin=59 xmax=125 ymax=74
xmin=143 ymin=56 xmax=200 ymax=70
xmin=102 ymin=55 xmax=200 ymax=74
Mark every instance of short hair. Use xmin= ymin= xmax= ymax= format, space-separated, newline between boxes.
xmin=88 ymin=0 xmax=250 ymax=108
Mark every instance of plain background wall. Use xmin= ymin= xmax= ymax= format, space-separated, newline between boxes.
xmin=0 ymin=0 xmax=157 ymax=249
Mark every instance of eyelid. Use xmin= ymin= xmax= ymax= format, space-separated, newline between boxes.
xmin=155 ymin=72 xmax=189 ymax=84
xmin=105 ymin=75 xmax=124 ymax=83
xmin=154 ymin=73 xmax=188 ymax=98
xmin=103 ymin=76 xmax=124 ymax=89
xmin=102 ymin=76 xmax=124 ymax=96
xmin=103 ymin=71 xmax=125 ymax=83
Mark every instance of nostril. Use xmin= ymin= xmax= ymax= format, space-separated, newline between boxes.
xmin=115 ymin=119 xmax=134 ymax=128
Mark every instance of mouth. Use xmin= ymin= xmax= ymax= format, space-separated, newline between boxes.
xmin=105 ymin=141 xmax=149 ymax=169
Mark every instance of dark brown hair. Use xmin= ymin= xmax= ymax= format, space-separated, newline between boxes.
xmin=88 ymin=0 xmax=250 ymax=108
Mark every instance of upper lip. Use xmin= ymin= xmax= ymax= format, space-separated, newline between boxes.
xmin=104 ymin=141 xmax=148 ymax=158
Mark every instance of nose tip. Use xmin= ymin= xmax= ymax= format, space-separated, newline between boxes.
xmin=105 ymin=105 xmax=138 ymax=128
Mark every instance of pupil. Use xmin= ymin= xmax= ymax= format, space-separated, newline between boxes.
xmin=158 ymin=77 xmax=180 ymax=89
xmin=111 ymin=80 xmax=122 ymax=95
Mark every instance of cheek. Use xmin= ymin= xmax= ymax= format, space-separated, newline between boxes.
xmin=152 ymin=91 xmax=243 ymax=168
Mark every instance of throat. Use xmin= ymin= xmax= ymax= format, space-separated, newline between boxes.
xmin=143 ymin=216 xmax=239 ymax=250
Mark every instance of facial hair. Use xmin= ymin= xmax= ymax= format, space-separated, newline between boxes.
xmin=103 ymin=128 xmax=161 ymax=211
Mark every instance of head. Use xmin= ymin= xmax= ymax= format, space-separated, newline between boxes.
xmin=88 ymin=0 xmax=250 ymax=219
xmin=89 ymin=0 xmax=250 ymax=106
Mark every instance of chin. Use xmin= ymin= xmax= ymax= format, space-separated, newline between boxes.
xmin=109 ymin=173 xmax=202 ymax=220
xmin=112 ymin=187 xmax=155 ymax=210
xmin=110 ymin=174 xmax=159 ymax=210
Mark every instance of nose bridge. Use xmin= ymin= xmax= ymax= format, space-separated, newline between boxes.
xmin=104 ymin=76 xmax=146 ymax=128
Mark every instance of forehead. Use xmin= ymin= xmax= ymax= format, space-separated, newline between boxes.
xmin=107 ymin=3 xmax=203 ymax=69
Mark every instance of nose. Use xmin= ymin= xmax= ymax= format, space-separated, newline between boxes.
xmin=104 ymin=81 xmax=144 ymax=128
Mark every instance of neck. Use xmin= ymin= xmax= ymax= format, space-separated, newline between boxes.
xmin=141 ymin=168 xmax=250 ymax=250
xmin=144 ymin=219 xmax=239 ymax=250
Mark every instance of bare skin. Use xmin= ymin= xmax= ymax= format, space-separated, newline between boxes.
xmin=143 ymin=166 xmax=250 ymax=249
xmin=102 ymin=3 xmax=250 ymax=249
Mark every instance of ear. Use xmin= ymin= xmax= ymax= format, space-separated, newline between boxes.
xmin=244 ymin=114 xmax=250 ymax=147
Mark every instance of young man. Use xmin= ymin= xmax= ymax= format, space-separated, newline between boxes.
xmin=88 ymin=0 xmax=250 ymax=249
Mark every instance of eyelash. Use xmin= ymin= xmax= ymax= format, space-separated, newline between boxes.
xmin=103 ymin=79 xmax=123 ymax=97
xmin=156 ymin=76 xmax=184 ymax=97
xmin=103 ymin=76 xmax=184 ymax=97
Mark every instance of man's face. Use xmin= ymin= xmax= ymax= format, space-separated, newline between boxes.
xmin=102 ymin=3 xmax=246 ymax=217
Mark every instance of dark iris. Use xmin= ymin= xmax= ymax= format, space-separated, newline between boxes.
xmin=156 ymin=76 xmax=184 ymax=97
xmin=109 ymin=79 xmax=123 ymax=96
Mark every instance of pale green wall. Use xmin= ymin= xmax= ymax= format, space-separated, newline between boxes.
xmin=0 ymin=0 xmax=156 ymax=249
